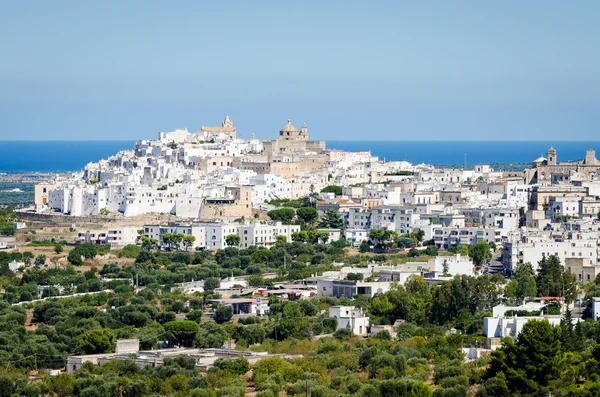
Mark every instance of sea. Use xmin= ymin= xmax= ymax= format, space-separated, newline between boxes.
xmin=0 ymin=140 xmax=599 ymax=173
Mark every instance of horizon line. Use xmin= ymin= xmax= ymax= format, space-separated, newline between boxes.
xmin=1 ymin=139 xmax=600 ymax=143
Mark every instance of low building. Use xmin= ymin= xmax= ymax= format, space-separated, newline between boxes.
xmin=318 ymin=228 xmax=342 ymax=242
xmin=483 ymin=315 xmax=562 ymax=340
xmin=329 ymin=306 xmax=370 ymax=336
xmin=77 ymin=230 xmax=108 ymax=244
xmin=206 ymin=298 xmax=270 ymax=316
xmin=77 ymin=227 xmax=139 ymax=247
xmin=106 ymin=227 xmax=139 ymax=247
xmin=8 ymin=260 xmax=25 ymax=272
xmin=316 ymin=279 xmax=391 ymax=298
xmin=344 ymin=229 xmax=369 ymax=247
xmin=592 ymin=297 xmax=600 ymax=321
xmin=67 ymin=338 xmax=287 ymax=374
xmin=565 ymin=258 xmax=600 ymax=284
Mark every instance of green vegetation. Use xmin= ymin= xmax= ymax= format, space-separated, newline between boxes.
xmin=0 ymin=207 xmax=16 ymax=236
xmin=225 ymin=234 xmax=241 ymax=247
xmin=295 ymin=206 xmax=318 ymax=225
xmin=67 ymin=243 xmax=109 ymax=266
xmin=266 ymin=208 xmax=295 ymax=224
xmin=383 ymin=170 xmax=415 ymax=176
xmin=264 ymin=197 xmax=304 ymax=208
xmin=0 ymin=234 xmax=599 ymax=396
xmin=321 ymin=185 xmax=343 ymax=196
xmin=0 ymin=182 xmax=35 ymax=207
xmin=318 ymin=209 xmax=344 ymax=229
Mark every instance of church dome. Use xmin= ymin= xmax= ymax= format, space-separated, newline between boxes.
xmin=281 ymin=119 xmax=299 ymax=133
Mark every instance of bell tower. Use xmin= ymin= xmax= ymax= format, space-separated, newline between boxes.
xmin=547 ymin=147 xmax=557 ymax=165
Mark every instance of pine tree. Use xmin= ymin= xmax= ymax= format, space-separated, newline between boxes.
xmin=560 ymin=309 xmax=577 ymax=352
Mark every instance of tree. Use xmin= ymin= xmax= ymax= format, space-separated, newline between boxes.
xmin=537 ymin=255 xmax=577 ymax=302
xmin=195 ymin=321 xmax=228 ymax=348
xmin=441 ymin=259 xmax=450 ymax=276
xmin=171 ymin=233 xmax=184 ymax=250
xmin=214 ymin=305 xmax=233 ymax=324
xmin=50 ymin=374 xmax=74 ymax=397
xmin=186 ymin=310 xmax=203 ymax=324
xmin=397 ymin=237 xmax=414 ymax=248
xmin=359 ymin=240 xmax=370 ymax=253
xmin=412 ymin=229 xmax=425 ymax=243
xmin=423 ymin=246 xmax=438 ymax=256
xmin=67 ymin=250 xmax=83 ymax=266
xmin=291 ymin=231 xmax=307 ymax=243
xmin=448 ymin=245 xmax=470 ymax=256
xmin=307 ymin=230 xmax=329 ymax=244
xmin=141 ymin=236 xmax=156 ymax=250
xmin=347 ymin=272 xmax=364 ymax=281
xmin=267 ymin=208 xmax=296 ymax=224
xmin=162 ymin=233 xmax=173 ymax=250
xmin=183 ymin=236 xmax=196 ymax=251
xmin=505 ymin=262 xmax=537 ymax=303
xmin=225 ymin=234 xmax=240 ymax=247
xmin=246 ymin=274 xmax=264 ymax=287
xmin=275 ymin=235 xmax=287 ymax=243
xmin=321 ymin=185 xmax=343 ymax=196
xmin=469 ymin=241 xmax=492 ymax=266
xmin=276 ymin=302 xmax=310 ymax=339
xmin=22 ymin=251 xmax=34 ymax=264
xmin=319 ymin=210 xmax=344 ymax=229
xmin=204 ymin=277 xmax=221 ymax=292
xmin=34 ymin=254 xmax=46 ymax=266
xmin=486 ymin=320 xmax=569 ymax=395
xmin=79 ymin=328 xmax=115 ymax=354
xmin=296 ymin=207 xmax=318 ymax=224
xmin=54 ymin=244 xmax=64 ymax=254
xmin=164 ymin=320 xmax=200 ymax=347
xmin=369 ymin=229 xmax=398 ymax=250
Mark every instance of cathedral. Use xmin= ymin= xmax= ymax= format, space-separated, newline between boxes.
xmin=262 ymin=119 xmax=326 ymax=156
xmin=525 ymin=147 xmax=600 ymax=184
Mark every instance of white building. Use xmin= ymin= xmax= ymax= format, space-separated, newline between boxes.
xmin=344 ymin=229 xmax=369 ymax=247
xmin=592 ymin=297 xmax=600 ymax=321
xmin=484 ymin=315 xmax=562 ymax=339
xmin=106 ymin=227 xmax=139 ymax=247
xmin=329 ymin=306 xmax=370 ymax=336
xmin=503 ymin=238 xmax=598 ymax=270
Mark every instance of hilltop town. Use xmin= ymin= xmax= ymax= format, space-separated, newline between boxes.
xmin=1 ymin=117 xmax=600 ymax=396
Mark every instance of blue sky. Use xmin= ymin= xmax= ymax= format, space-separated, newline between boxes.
xmin=1 ymin=1 xmax=599 ymax=141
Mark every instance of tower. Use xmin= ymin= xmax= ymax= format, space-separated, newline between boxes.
xmin=547 ymin=147 xmax=557 ymax=165
xmin=585 ymin=149 xmax=597 ymax=165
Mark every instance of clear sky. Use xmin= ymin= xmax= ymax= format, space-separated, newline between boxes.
xmin=1 ymin=1 xmax=599 ymax=141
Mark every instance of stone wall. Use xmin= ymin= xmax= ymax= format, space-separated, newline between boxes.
xmin=16 ymin=211 xmax=119 ymax=226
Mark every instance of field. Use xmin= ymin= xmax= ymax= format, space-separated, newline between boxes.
xmin=0 ymin=181 xmax=35 ymax=207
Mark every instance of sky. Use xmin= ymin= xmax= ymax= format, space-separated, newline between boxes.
xmin=1 ymin=1 xmax=599 ymax=141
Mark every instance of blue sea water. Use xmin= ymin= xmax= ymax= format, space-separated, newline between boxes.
xmin=0 ymin=140 xmax=599 ymax=172
xmin=328 ymin=141 xmax=600 ymax=166
xmin=0 ymin=141 xmax=137 ymax=172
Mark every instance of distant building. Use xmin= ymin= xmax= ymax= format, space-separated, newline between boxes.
xmin=199 ymin=115 xmax=237 ymax=139
xmin=484 ymin=315 xmax=562 ymax=340
xmin=525 ymin=147 xmax=600 ymax=184
xmin=592 ymin=297 xmax=600 ymax=321
xmin=329 ymin=306 xmax=369 ymax=336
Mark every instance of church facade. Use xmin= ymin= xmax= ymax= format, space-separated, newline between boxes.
xmin=525 ymin=147 xmax=600 ymax=184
